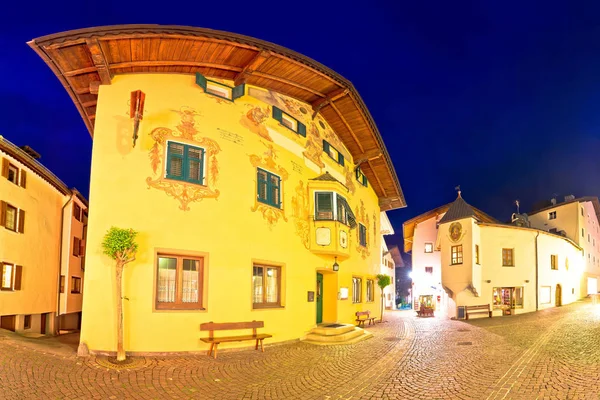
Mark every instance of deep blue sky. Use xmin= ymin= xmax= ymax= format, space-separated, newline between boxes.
xmin=2 ymin=1 xmax=599 ymax=250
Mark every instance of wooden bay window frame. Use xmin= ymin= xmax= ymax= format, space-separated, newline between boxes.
xmin=252 ymin=264 xmax=282 ymax=309
xmin=155 ymin=253 xmax=205 ymax=310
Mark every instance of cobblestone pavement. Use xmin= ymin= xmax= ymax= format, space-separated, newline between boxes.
xmin=2 ymin=300 xmax=600 ymax=399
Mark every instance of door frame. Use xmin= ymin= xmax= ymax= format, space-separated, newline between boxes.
xmin=316 ymin=273 xmax=323 ymax=324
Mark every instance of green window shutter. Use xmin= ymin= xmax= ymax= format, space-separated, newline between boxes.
xmin=232 ymin=83 xmax=245 ymax=100
xmin=195 ymin=72 xmax=207 ymax=91
xmin=272 ymin=106 xmax=283 ymax=123
xmin=297 ymin=122 xmax=306 ymax=137
xmin=257 ymin=169 xmax=268 ymax=204
xmin=355 ymin=167 xmax=361 ymax=180
xmin=316 ymin=192 xmax=333 ymax=220
xmin=322 ymin=140 xmax=330 ymax=155
xmin=338 ymin=153 xmax=345 ymax=166
xmin=186 ymin=146 xmax=204 ymax=184
xmin=166 ymin=143 xmax=185 ymax=180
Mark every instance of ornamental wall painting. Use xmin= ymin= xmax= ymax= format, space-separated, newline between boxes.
xmin=291 ymin=180 xmax=310 ymax=249
xmin=344 ymin=165 xmax=356 ymax=195
xmin=302 ymin=123 xmax=325 ymax=169
xmin=355 ymin=199 xmax=371 ymax=259
xmin=146 ymin=108 xmax=221 ymax=211
xmin=248 ymin=142 xmax=289 ymax=229
xmin=240 ymin=104 xmax=273 ymax=142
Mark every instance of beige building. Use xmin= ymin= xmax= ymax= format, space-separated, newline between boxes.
xmin=0 ymin=136 xmax=88 ymax=334
xmin=380 ymin=212 xmax=396 ymax=309
xmin=404 ymin=193 xmax=590 ymax=319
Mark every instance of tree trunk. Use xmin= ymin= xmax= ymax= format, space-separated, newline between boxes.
xmin=115 ymin=262 xmax=126 ymax=361
xmin=380 ymin=289 xmax=385 ymax=323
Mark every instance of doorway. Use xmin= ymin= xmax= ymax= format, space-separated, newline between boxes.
xmin=316 ymin=273 xmax=323 ymax=324
xmin=0 ymin=315 xmax=16 ymax=332
xmin=556 ymin=284 xmax=562 ymax=307
xmin=40 ymin=313 xmax=47 ymax=335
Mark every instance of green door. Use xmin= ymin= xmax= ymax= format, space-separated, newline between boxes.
xmin=316 ymin=273 xmax=323 ymax=324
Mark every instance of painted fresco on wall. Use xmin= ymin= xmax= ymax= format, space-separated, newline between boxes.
xmin=355 ymin=199 xmax=371 ymax=259
xmin=373 ymin=211 xmax=378 ymax=239
xmin=291 ymin=180 xmax=310 ymax=249
xmin=146 ymin=108 xmax=221 ymax=211
xmin=240 ymin=105 xmax=273 ymax=142
xmin=344 ymin=165 xmax=356 ymax=195
xmin=303 ymin=123 xmax=325 ymax=169
xmin=248 ymin=142 xmax=289 ymax=229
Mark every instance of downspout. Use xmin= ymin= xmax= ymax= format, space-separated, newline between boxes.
xmin=56 ymin=195 xmax=73 ymax=334
xmin=535 ymin=231 xmax=540 ymax=311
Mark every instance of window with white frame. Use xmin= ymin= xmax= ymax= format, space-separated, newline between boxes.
xmin=352 ymin=277 xmax=362 ymax=303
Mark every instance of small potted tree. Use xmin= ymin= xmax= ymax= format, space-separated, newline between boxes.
xmin=376 ymin=274 xmax=391 ymax=323
xmin=101 ymin=227 xmax=138 ymax=362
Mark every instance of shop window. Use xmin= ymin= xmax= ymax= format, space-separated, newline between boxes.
xmin=493 ymin=287 xmax=524 ymax=309
xmin=366 ymin=279 xmax=374 ymax=302
xmin=355 ymin=167 xmax=368 ymax=187
xmin=257 ymin=168 xmax=281 ymax=208
xmin=419 ymin=295 xmax=433 ymax=308
xmin=252 ymin=264 xmax=281 ymax=308
xmin=1 ymin=263 xmax=22 ymax=291
xmin=352 ymin=277 xmax=362 ymax=303
xmin=314 ymin=192 xmax=356 ymax=227
xmin=166 ymin=142 xmax=205 ymax=185
xmin=548 ymin=211 xmax=556 ymax=220
xmin=451 ymin=245 xmax=463 ymax=265
xmin=23 ymin=315 xmax=31 ymax=330
xmin=272 ymin=106 xmax=306 ymax=136
xmin=425 ymin=266 xmax=433 ymax=275
xmin=359 ymin=224 xmax=367 ymax=247
xmin=502 ymin=248 xmax=514 ymax=267
xmin=156 ymin=255 xmax=204 ymax=310
xmin=551 ymin=254 xmax=558 ymax=270
xmin=71 ymin=277 xmax=82 ymax=294
xmin=424 ymin=243 xmax=433 ymax=253
xmin=195 ymin=72 xmax=245 ymax=102
xmin=322 ymin=140 xmax=344 ymax=166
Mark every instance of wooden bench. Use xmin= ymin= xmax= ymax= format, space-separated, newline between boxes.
xmin=465 ymin=304 xmax=492 ymax=320
xmin=355 ymin=311 xmax=376 ymax=327
xmin=416 ymin=305 xmax=434 ymax=317
xmin=200 ymin=320 xmax=272 ymax=359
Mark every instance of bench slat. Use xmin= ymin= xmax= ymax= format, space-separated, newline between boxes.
xmin=200 ymin=320 xmax=264 ymax=331
xmin=200 ymin=333 xmax=272 ymax=343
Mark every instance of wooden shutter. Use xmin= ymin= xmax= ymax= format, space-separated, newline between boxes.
xmin=17 ymin=209 xmax=25 ymax=233
xmin=14 ymin=265 xmax=22 ymax=290
xmin=19 ymin=170 xmax=26 ymax=188
xmin=73 ymin=237 xmax=80 ymax=256
xmin=338 ymin=153 xmax=345 ymax=166
xmin=272 ymin=106 xmax=283 ymax=123
xmin=0 ymin=201 xmax=6 ymax=227
xmin=297 ymin=122 xmax=306 ymax=137
xmin=79 ymin=240 xmax=85 ymax=257
xmin=232 ymin=83 xmax=245 ymax=100
xmin=322 ymin=140 xmax=330 ymax=155
xmin=1 ymin=158 xmax=8 ymax=179
xmin=195 ymin=72 xmax=207 ymax=91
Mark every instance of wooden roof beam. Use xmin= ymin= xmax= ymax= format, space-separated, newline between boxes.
xmin=85 ymin=38 xmax=112 ymax=84
xmin=367 ymin=159 xmax=387 ymax=198
xmin=234 ymin=50 xmax=271 ymax=86
xmin=252 ymin=71 xmax=325 ymax=97
xmin=109 ymin=60 xmax=243 ymax=72
xmin=311 ymin=88 xmax=348 ymax=119
xmin=355 ymin=148 xmax=382 ymax=165
xmin=329 ymin=101 xmax=364 ymax=153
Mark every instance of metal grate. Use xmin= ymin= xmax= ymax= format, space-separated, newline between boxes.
xmin=457 ymin=341 xmax=473 ymax=346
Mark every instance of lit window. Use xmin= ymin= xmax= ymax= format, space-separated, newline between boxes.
xmin=451 ymin=245 xmax=463 ymax=265
xmin=314 ymin=192 xmax=356 ymax=227
xmin=7 ymin=164 xmax=18 ymax=185
xmin=206 ymin=81 xmax=232 ymax=99
xmin=253 ymin=265 xmax=281 ymax=308
xmin=502 ymin=248 xmax=514 ymax=267
xmin=366 ymin=279 xmax=374 ymax=302
xmin=257 ymin=169 xmax=281 ymax=208
xmin=424 ymin=243 xmax=433 ymax=253
xmin=156 ymin=255 xmax=204 ymax=310
xmin=551 ymin=254 xmax=558 ymax=270
xmin=425 ymin=266 xmax=433 ymax=275
xmin=352 ymin=277 xmax=362 ymax=303
xmin=1 ymin=263 xmax=21 ymax=291
xmin=272 ymin=106 xmax=306 ymax=136
xmin=548 ymin=211 xmax=556 ymax=220
xmin=166 ymin=142 xmax=205 ymax=185
xmin=493 ymin=287 xmax=524 ymax=309
xmin=71 ymin=277 xmax=82 ymax=294
xmin=4 ymin=204 xmax=17 ymax=231
xmin=322 ymin=140 xmax=344 ymax=166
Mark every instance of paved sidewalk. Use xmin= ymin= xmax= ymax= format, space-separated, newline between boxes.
xmin=1 ymin=302 xmax=600 ymax=399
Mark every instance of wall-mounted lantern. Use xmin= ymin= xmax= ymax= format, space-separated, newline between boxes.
xmin=332 ymin=256 xmax=339 ymax=272
xmin=130 ymin=90 xmax=146 ymax=148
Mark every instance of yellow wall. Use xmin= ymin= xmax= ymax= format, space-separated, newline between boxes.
xmin=81 ymin=74 xmax=384 ymax=353
xmin=0 ymin=150 xmax=65 ymax=318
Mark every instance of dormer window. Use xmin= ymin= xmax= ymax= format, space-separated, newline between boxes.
xmin=323 ymin=140 xmax=344 ymax=166
xmin=548 ymin=211 xmax=556 ymax=220
xmin=195 ymin=72 xmax=245 ymax=101
xmin=272 ymin=106 xmax=306 ymax=136
xmin=355 ymin=167 xmax=368 ymax=187
xmin=314 ymin=192 xmax=356 ymax=227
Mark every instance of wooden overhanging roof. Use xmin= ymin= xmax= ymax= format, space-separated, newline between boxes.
xmin=28 ymin=24 xmax=406 ymax=211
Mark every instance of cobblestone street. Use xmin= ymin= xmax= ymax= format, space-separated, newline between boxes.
xmin=2 ymin=300 xmax=600 ymax=399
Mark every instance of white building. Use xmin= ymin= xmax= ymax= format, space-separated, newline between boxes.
xmin=380 ymin=212 xmax=395 ymax=309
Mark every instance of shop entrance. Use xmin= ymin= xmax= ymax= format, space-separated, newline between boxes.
xmin=418 ymin=295 xmax=434 ymax=309
xmin=493 ymin=287 xmax=524 ymax=316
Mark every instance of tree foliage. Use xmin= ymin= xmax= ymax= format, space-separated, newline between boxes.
xmin=102 ymin=227 xmax=138 ymax=262
xmin=376 ymin=274 xmax=391 ymax=290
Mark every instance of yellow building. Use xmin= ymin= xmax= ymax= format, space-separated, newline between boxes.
xmin=0 ymin=136 xmax=88 ymax=334
xmin=29 ymin=25 xmax=406 ymax=354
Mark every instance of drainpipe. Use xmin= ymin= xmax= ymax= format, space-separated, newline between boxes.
xmin=535 ymin=231 xmax=540 ymax=311
xmin=55 ymin=195 xmax=73 ymax=334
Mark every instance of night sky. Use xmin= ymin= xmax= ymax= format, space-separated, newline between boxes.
xmin=2 ymin=2 xmax=599 ymax=251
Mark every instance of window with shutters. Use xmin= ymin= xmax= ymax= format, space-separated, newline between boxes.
xmin=1 ymin=263 xmax=21 ymax=291
xmin=359 ymin=224 xmax=367 ymax=247
xmin=71 ymin=277 xmax=82 ymax=294
xmin=195 ymin=72 xmax=245 ymax=101
xmin=73 ymin=237 xmax=81 ymax=257
xmin=252 ymin=264 xmax=282 ymax=308
xmin=156 ymin=254 xmax=204 ymax=310
xmin=355 ymin=167 xmax=368 ymax=187
xmin=7 ymin=164 xmax=18 ymax=184
xmin=272 ymin=106 xmax=306 ymax=137
xmin=322 ymin=140 xmax=344 ymax=166
xmin=257 ymin=168 xmax=281 ymax=208
xmin=73 ymin=204 xmax=81 ymax=221
xmin=4 ymin=203 xmax=17 ymax=231
xmin=1 ymin=159 xmax=26 ymax=188
xmin=1 ymin=202 xmax=24 ymax=233
xmin=314 ymin=192 xmax=357 ymax=228
xmin=165 ymin=142 xmax=205 ymax=185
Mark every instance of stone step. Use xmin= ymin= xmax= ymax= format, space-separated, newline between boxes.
xmin=304 ymin=327 xmax=366 ymax=343
xmin=310 ymin=324 xmax=356 ymax=336
xmin=303 ymin=330 xmax=373 ymax=346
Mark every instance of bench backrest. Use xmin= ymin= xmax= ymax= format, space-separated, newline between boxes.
xmin=356 ymin=311 xmax=370 ymax=318
xmin=200 ymin=321 xmax=264 ymax=339
xmin=466 ymin=304 xmax=490 ymax=310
